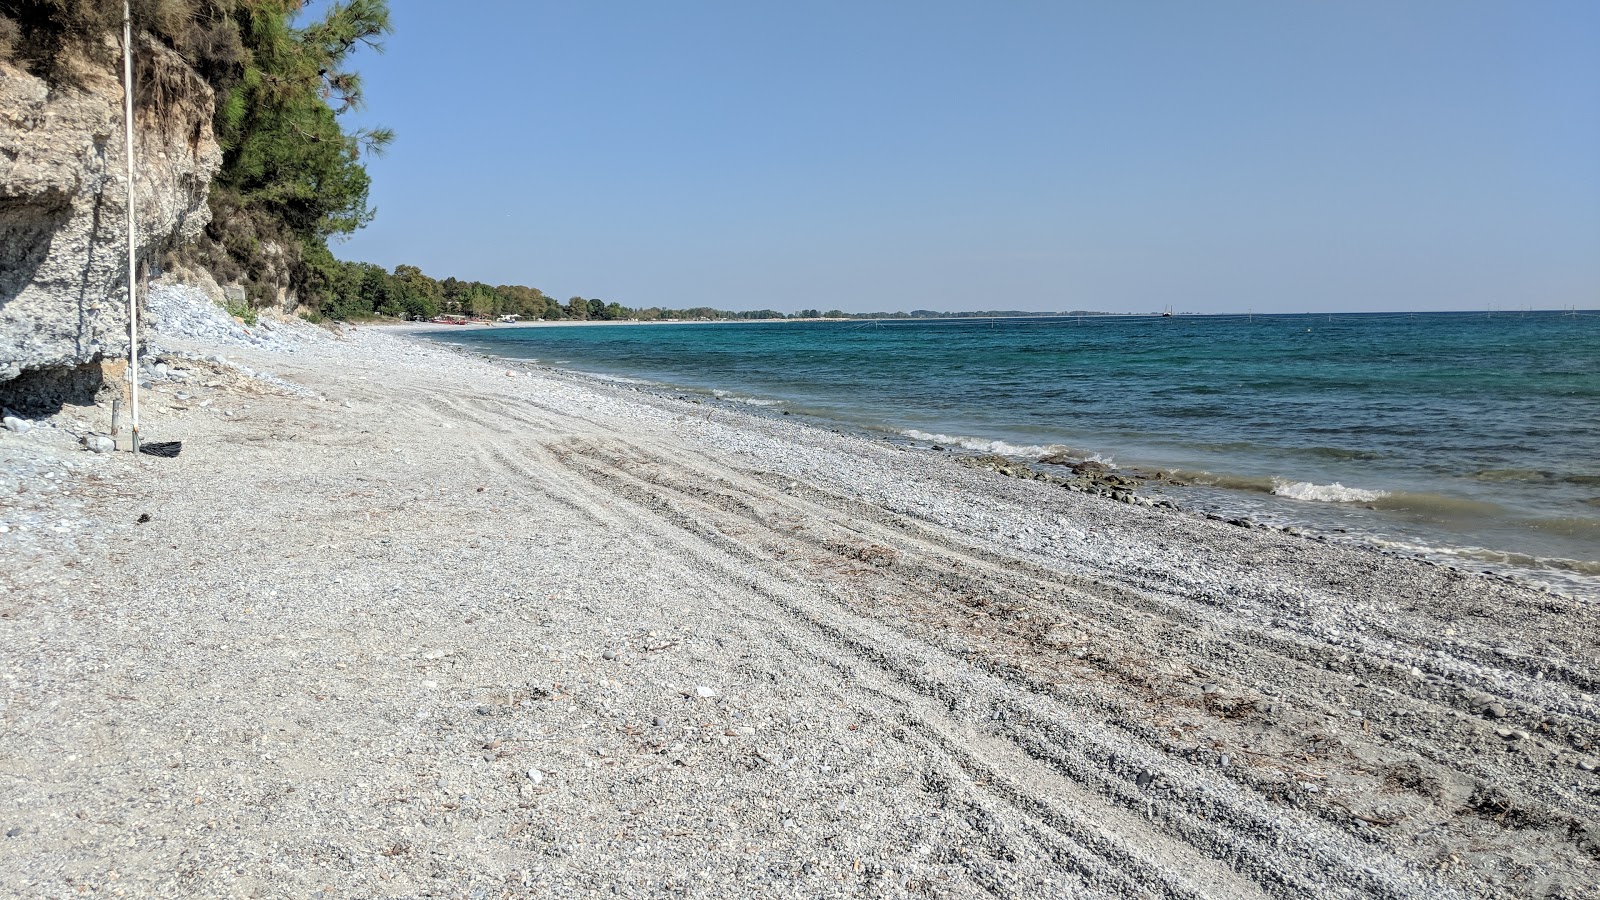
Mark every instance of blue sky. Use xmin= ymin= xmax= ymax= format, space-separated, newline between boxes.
xmin=331 ymin=1 xmax=1600 ymax=314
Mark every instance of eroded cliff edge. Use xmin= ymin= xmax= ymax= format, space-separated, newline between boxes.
xmin=0 ymin=38 xmax=219 ymax=409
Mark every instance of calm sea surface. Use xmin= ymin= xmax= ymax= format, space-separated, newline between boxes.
xmin=422 ymin=312 xmax=1600 ymax=597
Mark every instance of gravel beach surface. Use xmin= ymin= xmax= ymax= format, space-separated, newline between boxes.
xmin=2 ymin=298 xmax=1598 ymax=898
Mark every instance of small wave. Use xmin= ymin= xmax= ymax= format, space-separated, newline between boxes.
xmin=900 ymin=429 xmax=1103 ymax=462
xmin=1365 ymin=538 xmax=1600 ymax=578
xmin=1525 ymin=516 xmax=1600 ymax=539
xmin=587 ymin=372 xmax=657 ymax=385
xmin=1272 ymin=479 xmax=1389 ymax=503
xmin=1373 ymin=492 xmax=1505 ymax=518
xmin=1175 ymin=471 xmax=1279 ymax=493
xmin=712 ymin=389 xmax=784 ymax=407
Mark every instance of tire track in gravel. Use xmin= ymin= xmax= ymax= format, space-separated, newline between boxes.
xmin=520 ymin=437 xmax=1453 ymax=899
xmin=548 ymin=431 xmax=1598 ymax=803
xmin=375 ymin=365 xmax=1598 ymax=896
xmin=549 ymin=429 xmax=1600 ymax=897
xmin=593 ymin=428 xmax=1600 ymax=807
xmin=384 ymin=390 xmax=1303 ymax=896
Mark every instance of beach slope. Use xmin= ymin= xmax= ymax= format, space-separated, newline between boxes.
xmin=1 ymin=321 xmax=1596 ymax=898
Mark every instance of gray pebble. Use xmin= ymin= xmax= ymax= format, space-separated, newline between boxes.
xmin=2 ymin=416 xmax=30 ymax=434
xmin=82 ymin=435 xmax=114 ymax=454
xmin=1484 ymin=702 xmax=1509 ymax=719
xmin=601 ymin=650 xmax=616 ymax=661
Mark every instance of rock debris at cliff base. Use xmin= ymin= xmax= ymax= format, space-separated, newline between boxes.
xmin=0 ymin=315 xmax=1597 ymax=898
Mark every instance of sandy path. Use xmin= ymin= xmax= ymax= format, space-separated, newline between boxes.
xmin=1 ymin=325 xmax=1596 ymax=898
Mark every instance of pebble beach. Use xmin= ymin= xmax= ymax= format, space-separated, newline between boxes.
xmin=2 ymin=288 xmax=1598 ymax=898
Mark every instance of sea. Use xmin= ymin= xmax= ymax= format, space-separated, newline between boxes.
xmin=421 ymin=311 xmax=1600 ymax=599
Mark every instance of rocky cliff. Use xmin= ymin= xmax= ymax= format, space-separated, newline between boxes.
xmin=0 ymin=38 xmax=219 ymax=409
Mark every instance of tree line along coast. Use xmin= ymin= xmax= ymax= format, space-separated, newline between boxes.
xmin=315 ymin=263 xmax=1114 ymax=323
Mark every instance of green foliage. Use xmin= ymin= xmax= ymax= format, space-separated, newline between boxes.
xmin=1 ymin=0 xmax=245 ymax=83
xmin=287 ymin=255 xmax=1117 ymax=322
xmin=134 ymin=0 xmax=396 ymax=315
xmin=223 ymin=297 xmax=257 ymax=325
xmin=212 ymin=0 xmax=390 ymax=244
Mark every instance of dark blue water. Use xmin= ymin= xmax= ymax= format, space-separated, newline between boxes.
xmin=422 ymin=312 xmax=1600 ymax=595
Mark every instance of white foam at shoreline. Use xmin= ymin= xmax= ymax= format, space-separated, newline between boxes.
xmin=1272 ymin=479 xmax=1388 ymax=503
xmin=713 ymin=390 xmax=784 ymax=406
xmin=900 ymin=429 xmax=1109 ymax=462
xmin=587 ymin=372 xmax=657 ymax=385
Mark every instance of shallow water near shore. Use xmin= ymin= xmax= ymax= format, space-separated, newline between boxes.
xmin=420 ymin=311 xmax=1600 ymax=596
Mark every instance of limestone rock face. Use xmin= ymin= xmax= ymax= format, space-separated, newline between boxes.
xmin=0 ymin=40 xmax=221 ymax=387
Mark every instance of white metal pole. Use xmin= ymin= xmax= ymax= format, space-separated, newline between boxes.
xmin=122 ymin=0 xmax=140 ymax=453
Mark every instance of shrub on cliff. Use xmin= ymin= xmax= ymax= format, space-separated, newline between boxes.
xmin=194 ymin=0 xmax=392 ymax=314
xmin=1 ymin=0 xmax=391 ymax=315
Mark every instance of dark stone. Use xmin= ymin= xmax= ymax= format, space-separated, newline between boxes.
xmin=0 ymin=361 xmax=114 ymax=416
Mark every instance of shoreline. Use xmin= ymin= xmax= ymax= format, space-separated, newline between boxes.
xmin=410 ymin=325 xmax=1600 ymax=604
xmin=2 ymin=302 xmax=1598 ymax=897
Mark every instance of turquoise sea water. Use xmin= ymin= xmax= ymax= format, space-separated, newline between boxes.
xmin=423 ymin=312 xmax=1600 ymax=596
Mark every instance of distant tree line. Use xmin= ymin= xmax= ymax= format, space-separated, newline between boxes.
xmin=305 ymin=261 xmax=1108 ymax=322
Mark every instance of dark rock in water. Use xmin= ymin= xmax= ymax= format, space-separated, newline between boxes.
xmin=1038 ymin=451 xmax=1077 ymax=466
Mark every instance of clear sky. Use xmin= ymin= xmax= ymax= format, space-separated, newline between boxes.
xmin=332 ymin=1 xmax=1600 ymax=314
